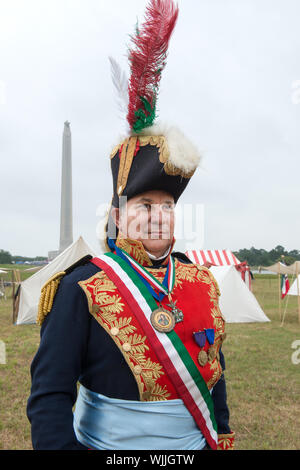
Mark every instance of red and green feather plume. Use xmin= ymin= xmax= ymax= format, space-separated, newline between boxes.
xmin=127 ymin=0 xmax=179 ymax=133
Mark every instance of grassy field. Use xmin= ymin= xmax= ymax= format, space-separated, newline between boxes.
xmin=0 ymin=267 xmax=299 ymax=450
xmin=223 ymin=275 xmax=300 ymax=450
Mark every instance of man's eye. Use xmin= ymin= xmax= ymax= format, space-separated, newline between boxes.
xmin=162 ymin=204 xmax=174 ymax=211
xmin=138 ymin=203 xmax=151 ymax=210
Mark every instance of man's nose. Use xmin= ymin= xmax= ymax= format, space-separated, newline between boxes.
xmin=149 ymin=205 xmax=163 ymax=224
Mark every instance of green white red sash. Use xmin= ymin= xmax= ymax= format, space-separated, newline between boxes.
xmin=90 ymin=253 xmax=218 ymax=450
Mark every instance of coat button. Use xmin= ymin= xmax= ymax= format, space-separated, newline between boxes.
xmin=110 ymin=327 xmax=119 ymax=336
xmin=122 ymin=342 xmax=131 ymax=352
xmin=133 ymin=365 xmax=142 ymax=375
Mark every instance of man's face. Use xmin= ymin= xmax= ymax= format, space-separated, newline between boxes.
xmin=114 ymin=190 xmax=175 ymax=257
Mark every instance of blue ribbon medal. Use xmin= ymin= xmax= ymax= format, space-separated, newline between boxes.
xmin=193 ymin=328 xmax=216 ymax=367
xmin=205 ymin=328 xmax=215 ymax=345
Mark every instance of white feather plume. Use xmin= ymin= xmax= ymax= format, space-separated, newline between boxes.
xmin=109 ymin=56 xmax=129 ymax=117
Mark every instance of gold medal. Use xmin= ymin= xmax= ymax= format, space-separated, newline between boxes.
xmin=197 ymin=350 xmax=208 ymax=367
xmin=208 ymin=345 xmax=217 ymax=362
xmin=150 ymin=307 xmax=175 ymax=333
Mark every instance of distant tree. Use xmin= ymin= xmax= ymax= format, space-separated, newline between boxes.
xmin=259 ymin=251 xmax=271 ymax=266
xmin=269 ymin=245 xmax=288 ymax=263
xmin=288 ymin=249 xmax=300 ymax=259
xmin=274 ymin=245 xmax=286 ymax=254
xmin=233 ymin=246 xmax=300 ymax=267
xmin=12 ymin=255 xmax=47 ymax=263
xmin=282 ymin=256 xmax=296 ymax=266
xmin=0 ymin=249 xmax=12 ymax=264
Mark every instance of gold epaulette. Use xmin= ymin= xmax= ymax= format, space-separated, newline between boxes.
xmin=195 ymin=264 xmax=221 ymax=296
xmin=37 ymin=271 xmax=66 ymax=325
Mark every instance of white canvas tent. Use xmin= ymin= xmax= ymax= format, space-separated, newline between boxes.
xmin=287 ymin=274 xmax=300 ymax=324
xmin=277 ymin=260 xmax=300 ymax=297
xmin=260 ymin=261 xmax=300 ymax=275
xmin=261 ymin=261 xmax=300 ymax=323
xmin=16 ymin=236 xmax=97 ymax=325
xmin=209 ymin=265 xmax=269 ymax=323
xmin=288 ymin=275 xmax=300 ymax=296
xmin=0 ymin=269 xmax=8 ymax=299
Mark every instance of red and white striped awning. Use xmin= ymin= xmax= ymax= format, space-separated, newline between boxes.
xmin=185 ymin=249 xmax=241 ymax=266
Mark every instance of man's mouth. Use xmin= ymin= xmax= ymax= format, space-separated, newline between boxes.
xmin=146 ymin=231 xmax=169 ymax=239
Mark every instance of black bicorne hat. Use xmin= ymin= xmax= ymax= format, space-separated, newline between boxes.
xmin=110 ymin=132 xmax=199 ymax=208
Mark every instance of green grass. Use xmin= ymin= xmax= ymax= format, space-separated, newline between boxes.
xmin=222 ymin=274 xmax=300 ymax=450
xmin=0 ymin=272 xmax=299 ymax=449
xmin=0 ymin=263 xmax=43 ymax=283
xmin=0 ymin=287 xmax=40 ymax=449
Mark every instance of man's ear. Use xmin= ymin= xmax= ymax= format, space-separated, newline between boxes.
xmin=110 ymin=207 xmax=120 ymax=229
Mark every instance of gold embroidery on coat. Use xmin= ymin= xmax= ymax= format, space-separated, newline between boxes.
xmin=79 ymin=257 xmax=226 ymax=395
xmin=116 ymin=236 xmax=153 ymax=266
xmin=207 ymin=360 xmax=221 ymax=389
xmin=148 ymin=260 xmax=225 ymax=389
xmin=78 ymin=271 xmax=170 ymax=401
xmin=173 ymin=263 xmax=196 ymax=288
xmin=171 ymin=261 xmax=225 ymax=389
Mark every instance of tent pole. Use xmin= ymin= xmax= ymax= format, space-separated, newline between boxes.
xmin=12 ymin=270 xmax=16 ymax=324
xmin=278 ymin=270 xmax=281 ymax=321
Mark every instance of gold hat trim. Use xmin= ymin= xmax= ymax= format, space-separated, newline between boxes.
xmin=110 ymin=135 xmax=195 ymax=185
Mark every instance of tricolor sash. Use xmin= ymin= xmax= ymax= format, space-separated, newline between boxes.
xmin=90 ymin=254 xmax=218 ymax=450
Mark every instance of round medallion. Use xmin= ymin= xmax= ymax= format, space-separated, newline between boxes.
xmin=198 ymin=350 xmax=208 ymax=367
xmin=150 ymin=308 xmax=175 ymax=333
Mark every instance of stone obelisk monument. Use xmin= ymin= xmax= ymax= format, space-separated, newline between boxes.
xmin=59 ymin=121 xmax=73 ymax=252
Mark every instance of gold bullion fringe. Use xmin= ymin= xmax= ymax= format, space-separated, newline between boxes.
xmin=37 ymin=272 xmax=66 ymax=325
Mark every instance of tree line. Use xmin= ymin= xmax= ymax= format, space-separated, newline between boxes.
xmin=233 ymin=245 xmax=300 ymax=267
xmin=0 ymin=249 xmax=47 ymax=264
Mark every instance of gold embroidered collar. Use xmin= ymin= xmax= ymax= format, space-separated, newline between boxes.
xmin=115 ymin=236 xmax=175 ymax=267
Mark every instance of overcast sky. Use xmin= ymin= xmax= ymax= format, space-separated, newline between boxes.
xmin=1 ymin=0 xmax=300 ymax=258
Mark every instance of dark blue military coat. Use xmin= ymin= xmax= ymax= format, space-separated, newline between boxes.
xmin=27 ymin=253 xmax=231 ymax=450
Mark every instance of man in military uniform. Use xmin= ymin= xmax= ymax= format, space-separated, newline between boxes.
xmin=27 ymin=0 xmax=235 ymax=450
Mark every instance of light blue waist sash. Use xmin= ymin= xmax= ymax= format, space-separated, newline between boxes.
xmin=73 ymin=385 xmax=207 ymax=450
